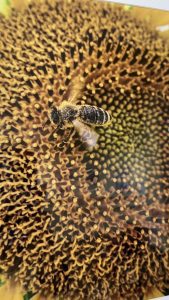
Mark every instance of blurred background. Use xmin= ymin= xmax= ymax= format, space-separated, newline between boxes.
xmin=0 ymin=0 xmax=169 ymax=39
xmin=104 ymin=0 xmax=169 ymax=11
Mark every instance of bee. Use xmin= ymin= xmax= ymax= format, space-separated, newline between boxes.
xmin=51 ymin=102 xmax=112 ymax=127
xmin=50 ymin=79 xmax=112 ymax=148
xmin=50 ymin=101 xmax=111 ymax=149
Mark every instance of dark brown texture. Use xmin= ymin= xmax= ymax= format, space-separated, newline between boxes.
xmin=0 ymin=1 xmax=169 ymax=299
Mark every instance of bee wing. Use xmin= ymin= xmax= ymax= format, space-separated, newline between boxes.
xmin=73 ymin=119 xmax=99 ymax=149
xmin=69 ymin=90 xmax=79 ymax=104
xmin=68 ymin=78 xmax=84 ymax=104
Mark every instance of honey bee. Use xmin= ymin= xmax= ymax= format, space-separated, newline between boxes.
xmin=50 ymin=102 xmax=112 ymax=127
xmin=50 ymin=79 xmax=112 ymax=148
xmin=50 ymin=102 xmax=111 ymax=149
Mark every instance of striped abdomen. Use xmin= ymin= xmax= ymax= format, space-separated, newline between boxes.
xmin=79 ymin=105 xmax=111 ymax=126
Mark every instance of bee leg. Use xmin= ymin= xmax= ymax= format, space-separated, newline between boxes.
xmin=42 ymin=118 xmax=51 ymax=129
xmin=58 ymin=125 xmax=74 ymax=149
xmin=63 ymin=126 xmax=74 ymax=144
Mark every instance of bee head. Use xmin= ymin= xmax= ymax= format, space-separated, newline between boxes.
xmin=50 ymin=106 xmax=62 ymax=125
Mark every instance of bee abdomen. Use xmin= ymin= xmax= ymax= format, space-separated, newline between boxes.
xmin=79 ymin=105 xmax=111 ymax=125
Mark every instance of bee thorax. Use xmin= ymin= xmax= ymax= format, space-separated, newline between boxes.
xmin=61 ymin=106 xmax=79 ymax=122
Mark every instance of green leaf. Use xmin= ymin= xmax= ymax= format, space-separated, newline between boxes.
xmin=0 ymin=0 xmax=11 ymax=15
xmin=6 ymin=0 xmax=11 ymax=6
xmin=23 ymin=291 xmax=34 ymax=300
xmin=124 ymin=5 xmax=133 ymax=11
xmin=0 ymin=278 xmax=5 ymax=287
